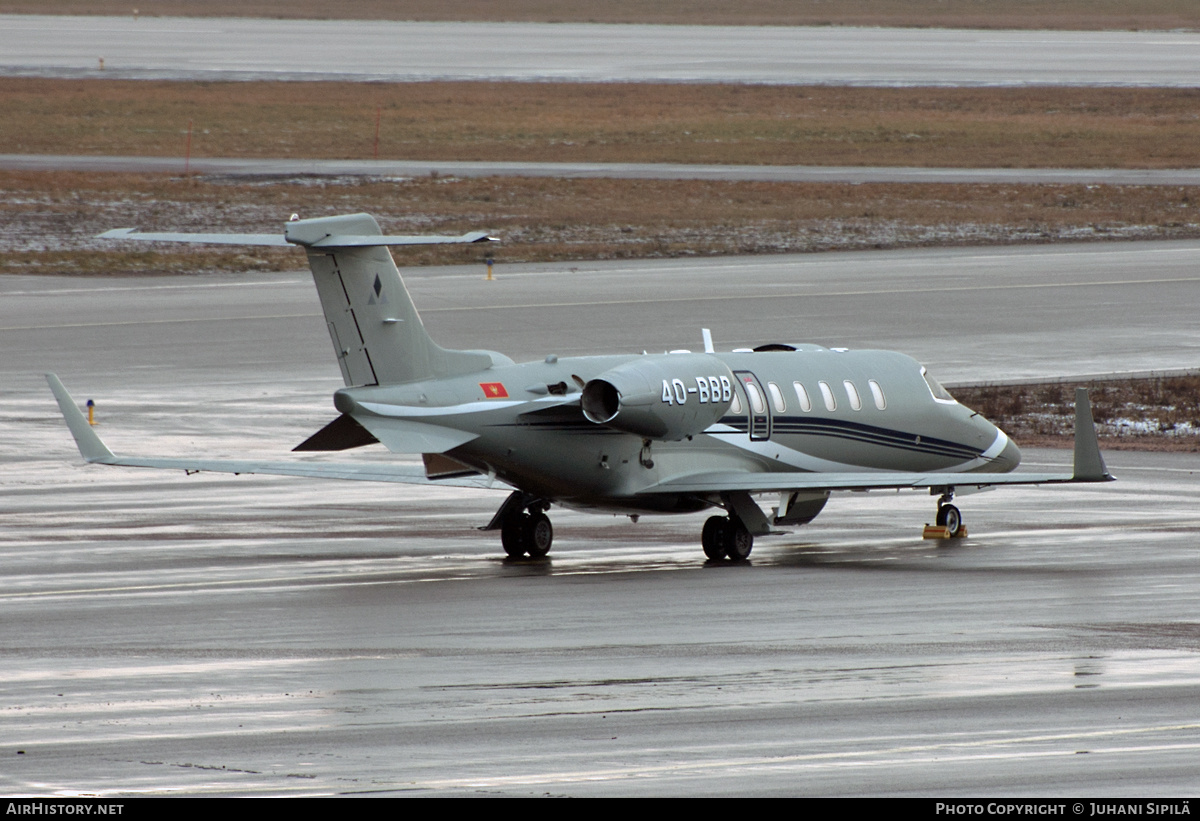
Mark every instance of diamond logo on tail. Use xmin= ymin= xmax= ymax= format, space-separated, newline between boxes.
xmin=367 ymin=273 xmax=388 ymax=305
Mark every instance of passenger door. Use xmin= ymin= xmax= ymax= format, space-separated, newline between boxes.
xmin=734 ymin=370 xmax=771 ymax=441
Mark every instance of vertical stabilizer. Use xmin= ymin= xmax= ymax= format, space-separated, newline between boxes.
xmin=287 ymin=214 xmax=492 ymax=386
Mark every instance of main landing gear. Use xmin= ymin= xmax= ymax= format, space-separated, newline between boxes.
xmin=701 ymin=515 xmax=754 ymax=562
xmin=487 ymin=492 xmax=554 ymax=559
xmin=700 ymin=492 xmax=771 ymax=562
xmin=501 ymin=507 xmax=553 ymax=559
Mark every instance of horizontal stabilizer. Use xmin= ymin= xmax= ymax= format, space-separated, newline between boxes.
xmin=98 ymin=228 xmax=290 ymax=246
xmin=99 ymin=219 xmax=497 ymax=249
xmin=305 ymin=231 xmax=495 ymax=248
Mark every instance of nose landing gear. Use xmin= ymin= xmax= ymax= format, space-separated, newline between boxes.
xmin=925 ymin=489 xmax=966 ymax=539
xmin=936 ymin=501 xmax=963 ymax=537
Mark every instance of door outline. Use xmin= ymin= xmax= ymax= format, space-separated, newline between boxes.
xmin=734 ymin=370 xmax=772 ymax=441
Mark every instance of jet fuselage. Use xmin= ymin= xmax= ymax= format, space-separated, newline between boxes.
xmin=338 ymin=346 xmax=1019 ymax=513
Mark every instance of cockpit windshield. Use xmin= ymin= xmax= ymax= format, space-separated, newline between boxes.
xmin=921 ymin=367 xmax=956 ymax=403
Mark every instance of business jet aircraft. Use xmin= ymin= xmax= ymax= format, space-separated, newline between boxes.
xmin=49 ymin=213 xmax=1112 ymax=561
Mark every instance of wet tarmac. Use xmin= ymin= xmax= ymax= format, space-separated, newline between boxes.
xmin=3 ymin=246 xmax=1200 ymax=795
xmin=4 ymin=15 xmax=1200 ymax=86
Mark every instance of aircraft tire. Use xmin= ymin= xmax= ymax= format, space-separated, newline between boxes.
xmin=724 ymin=519 xmax=754 ymax=561
xmin=501 ymin=513 xmax=529 ymax=558
xmin=526 ymin=511 xmax=553 ymax=558
xmin=936 ymin=503 xmax=962 ymax=537
xmin=702 ymin=516 xmax=728 ymax=560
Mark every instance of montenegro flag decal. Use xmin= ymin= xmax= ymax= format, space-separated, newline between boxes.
xmin=480 ymin=382 xmax=509 ymax=398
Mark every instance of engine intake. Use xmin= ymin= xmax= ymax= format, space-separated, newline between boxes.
xmin=581 ymin=353 xmax=735 ymax=441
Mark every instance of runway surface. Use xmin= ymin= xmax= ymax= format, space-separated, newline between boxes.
xmin=7 ymin=154 xmax=1200 ymax=186
xmin=4 ymin=15 xmax=1200 ymax=86
xmin=3 ymin=243 xmax=1200 ymax=795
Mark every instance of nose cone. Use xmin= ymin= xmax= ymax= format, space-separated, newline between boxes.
xmin=992 ymin=434 xmax=1022 ymax=473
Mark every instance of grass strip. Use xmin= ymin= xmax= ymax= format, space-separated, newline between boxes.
xmin=954 ymin=376 xmax=1200 ymax=452
xmin=4 ymin=171 xmax=1200 ymax=275
xmin=5 ymin=79 xmax=1200 ymax=169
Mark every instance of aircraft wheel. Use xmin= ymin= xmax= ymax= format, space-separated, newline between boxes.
xmin=936 ymin=503 xmax=962 ymax=537
xmin=701 ymin=516 xmax=728 ymax=560
xmin=525 ymin=511 xmax=553 ymax=558
xmin=724 ymin=518 xmax=754 ymax=561
xmin=501 ymin=513 xmax=529 ymax=558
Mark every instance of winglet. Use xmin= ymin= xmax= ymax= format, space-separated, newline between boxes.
xmin=1072 ymin=388 xmax=1112 ymax=482
xmin=45 ymin=374 xmax=115 ymax=463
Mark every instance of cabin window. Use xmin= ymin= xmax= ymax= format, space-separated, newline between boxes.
xmin=745 ymin=381 xmax=766 ymax=414
xmin=818 ymin=380 xmax=836 ymax=411
xmin=793 ymin=381 xmax=812 ymax=412
xmin=767 ymin=382 xmax=786 ymax=413
xmin=844 ymin=380 xmax=862 ymax=411
xmin=868 ymin=379 xmax=886 ymax=410
xmin=730 ymin=386 xmax=743 ymax=415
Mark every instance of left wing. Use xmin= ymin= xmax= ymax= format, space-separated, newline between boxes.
xmin=46 ymin=375 xmax=506 ymax=491
xmin=639 ymin=387 xmax=1113 ymax=496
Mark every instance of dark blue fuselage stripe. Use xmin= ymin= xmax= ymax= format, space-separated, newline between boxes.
xmin=718 ymin=415 xmax=982 ymax=459
xmin=495 ymin=417 xmax=984 ymax=457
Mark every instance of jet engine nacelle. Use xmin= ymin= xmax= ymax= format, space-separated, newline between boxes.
xmin=581 ymin=353 xmax=735 ymax=441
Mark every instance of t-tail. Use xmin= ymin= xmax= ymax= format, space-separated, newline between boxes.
xmin=100 ymin=213 xmax=499 ymax=386
xmin=285 ymin=213 xmax=495 ymax=386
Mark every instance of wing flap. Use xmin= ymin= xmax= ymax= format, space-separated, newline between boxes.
xmin=94 ymin=454 xmax=501 ymax=489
